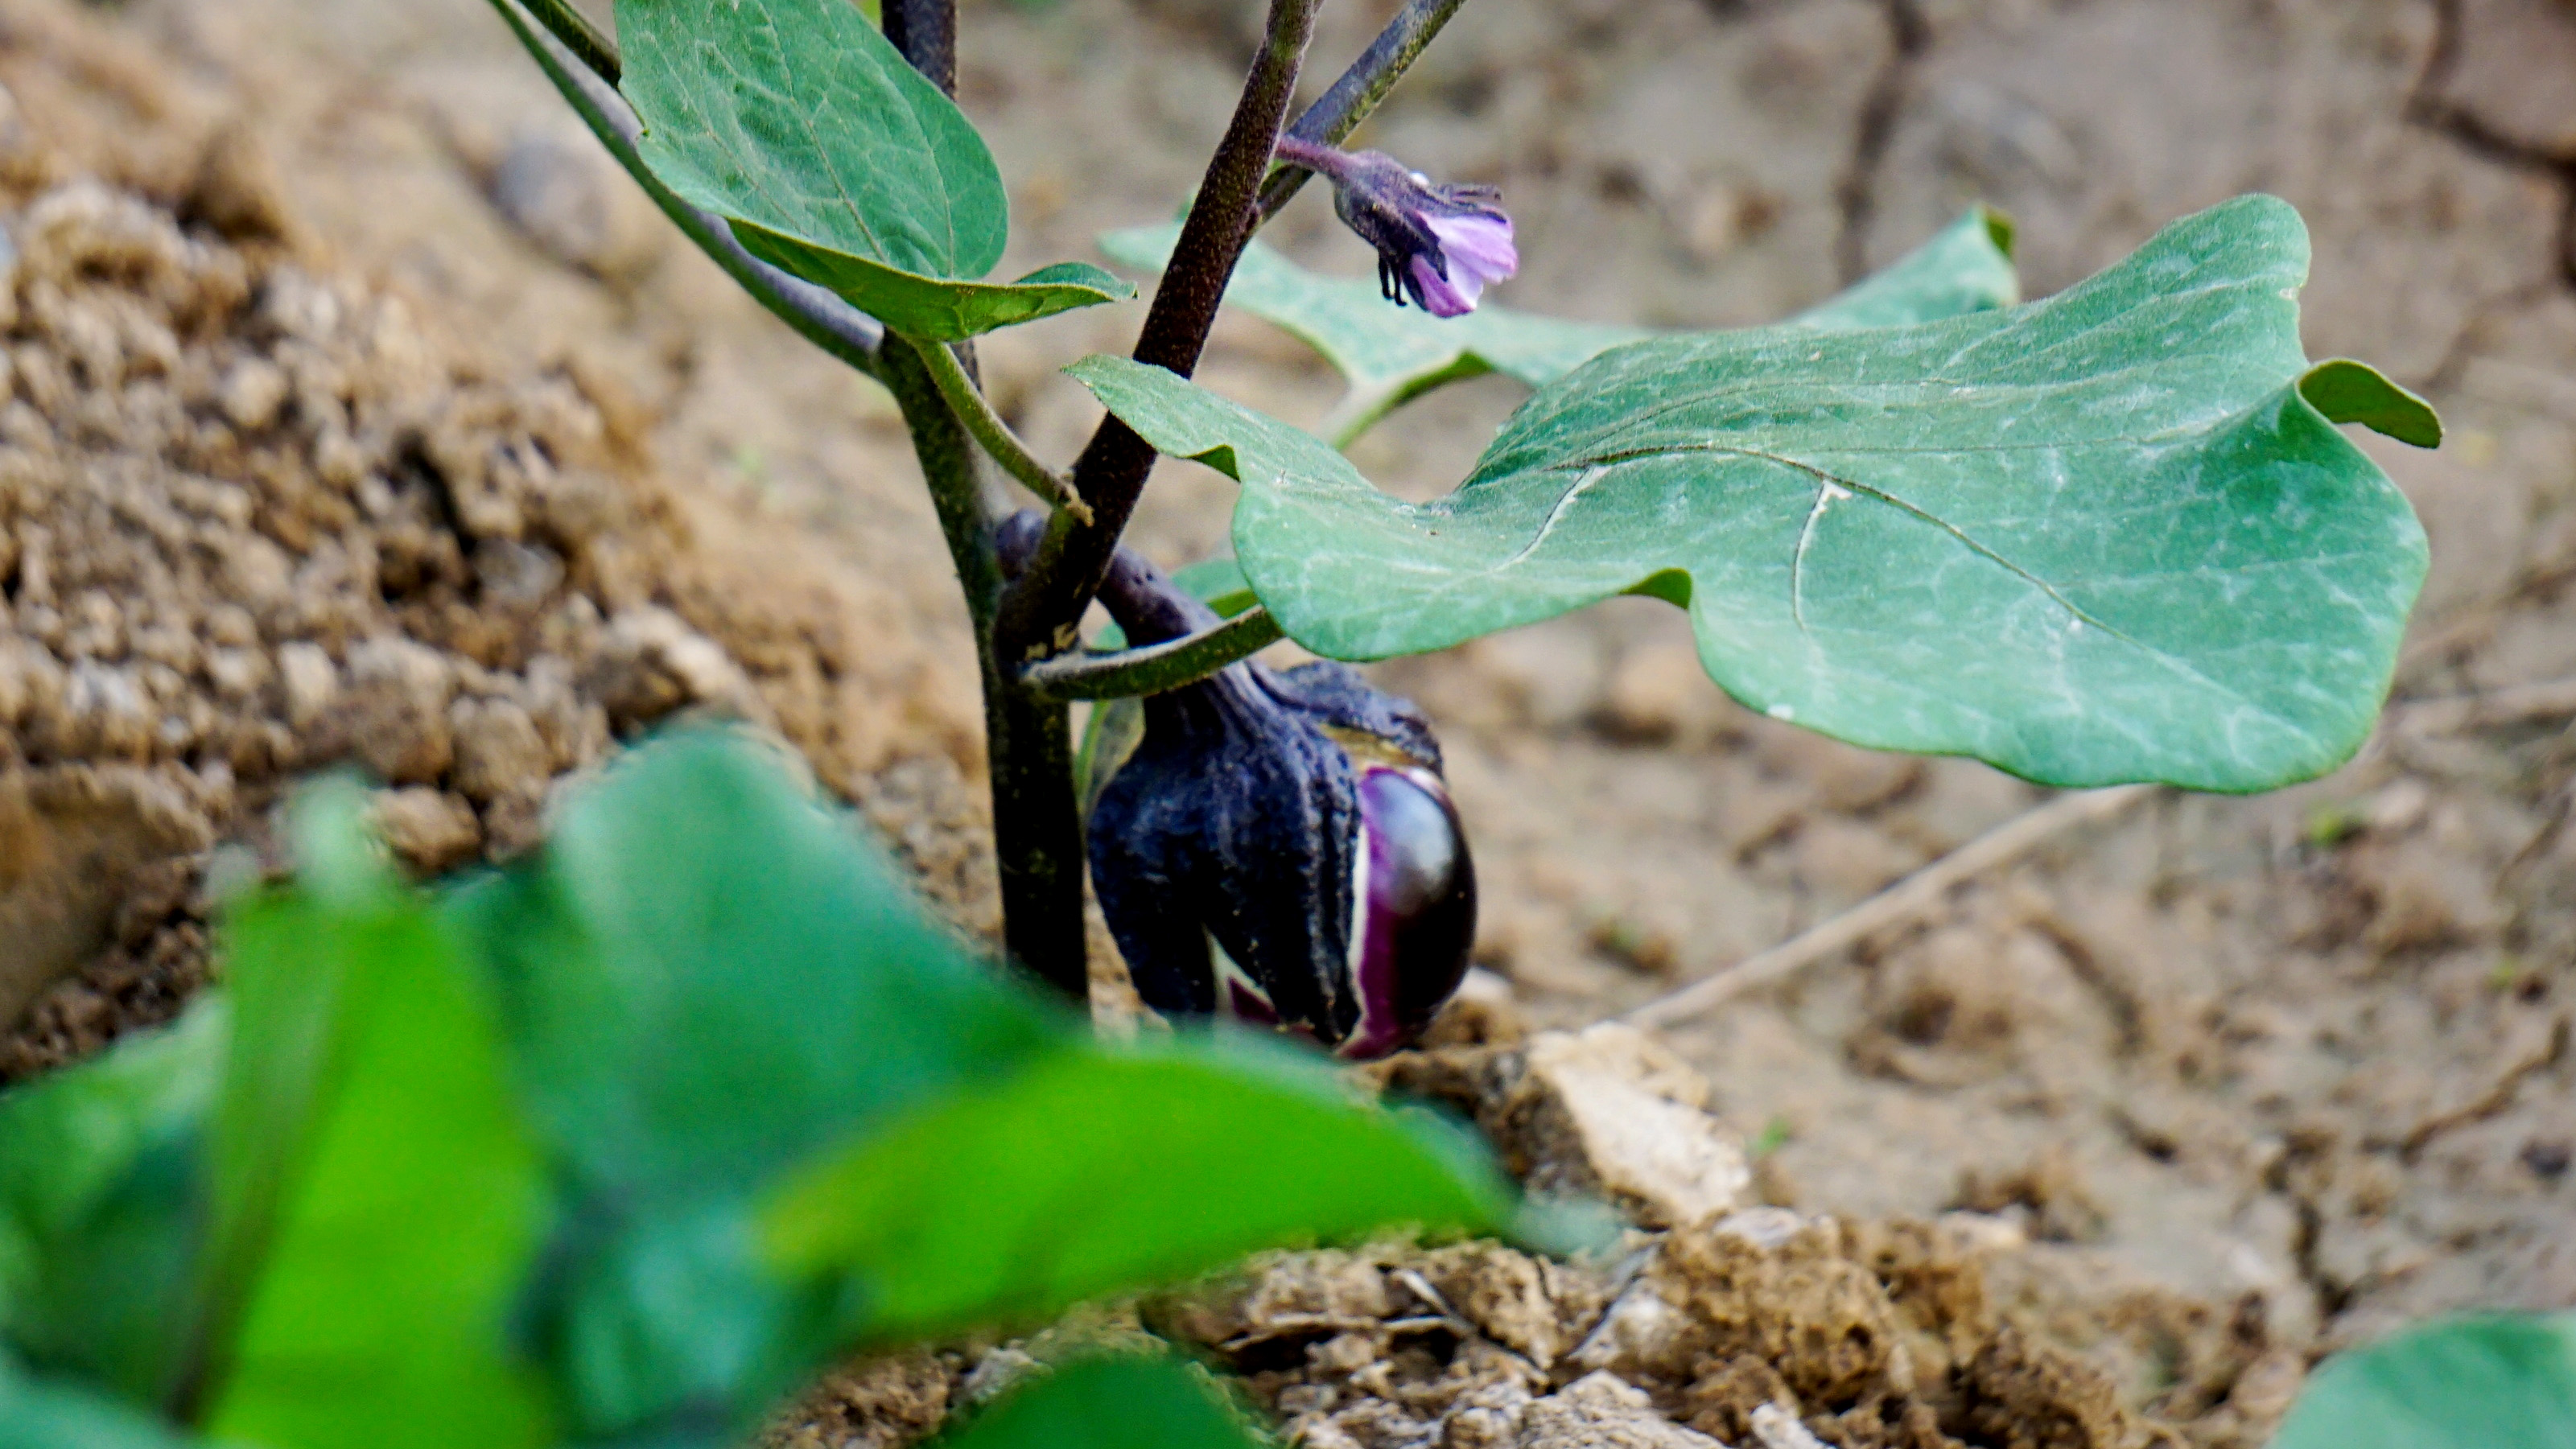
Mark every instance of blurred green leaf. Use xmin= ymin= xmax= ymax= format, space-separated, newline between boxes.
xmin=936 ymin=1356 xmax=1263 ymax=1449
xmin=620 ymin=0 xmax=1131 ymax=340
xmin=444 ymin=729 xmax=1061 ymax=1434
xmin=195 ymin=781 xmax=387 ymax=1400
xmin=0 ymin=1006 xmax=223 ymax=1407
xmin=203 ymin=796 xmax=553 ymax=1449
xmin=1070 ymin=196 xmax=2432 ymax=792
xmin=1097 ymin=206 xmax=2017 ymax=444
xmin=2272 ymin=1312 xmax=2576 ymax=1449
xmin=762 ymin=1036 xmax=1513 ymax=1348
xmin=0 ymin=1352 xmax=200 ymax=1449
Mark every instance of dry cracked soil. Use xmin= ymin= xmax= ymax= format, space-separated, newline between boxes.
xmin=2 ymin=0 xmax=2574 ymax=1445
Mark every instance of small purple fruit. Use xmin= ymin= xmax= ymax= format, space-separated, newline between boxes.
xmin=1021 ymin=517 xmax=1477 ymax=1060
xmin=1340 ymin=763 xmax=1477 ymax=1059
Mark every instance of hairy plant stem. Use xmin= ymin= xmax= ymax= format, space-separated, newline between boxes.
xmin=879 ymin=0 xmax=958 ymax=97
xmin=879 ymin=337 xmax=1089 ymax=999
xmin=494 ymin=0 xmax=1085 ymax=995
xmin=485 ymin=0 xmax=885 ymax=376
xmin=991 ymin=0 xmax=1322 ymax=667
xmin=871 ymin=0 xmax=1088 ymax=998
xmin=1023 ymin=609 xmax=1286 ymax=700
xmin=910 ymin=334 xmax=1091 ymax=523
xmin=1257 ymin=0 xmax=1473 ymax=223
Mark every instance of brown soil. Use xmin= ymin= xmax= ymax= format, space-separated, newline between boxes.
xmin=3 ymin=0 xmax=2574 ymax=1444
xmin=0 ymin=0 xmax=991 ymax=1073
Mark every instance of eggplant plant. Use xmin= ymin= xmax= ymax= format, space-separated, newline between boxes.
xmin=482 ymin=0 xmax=2432 ymax=1057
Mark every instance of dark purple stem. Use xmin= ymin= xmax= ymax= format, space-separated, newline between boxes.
xmin=1269 ymin=133 xmax=1353 ymax=179
xmin=991 ymin=0 xmax=1321 ymax=666
xmin=880 ymin=0 xmax=958 ymax=96
xmin=996 ymin=510 xmax=1218 ymax=649
xmin=1255 ymin=0 xmax=1473 ymax=223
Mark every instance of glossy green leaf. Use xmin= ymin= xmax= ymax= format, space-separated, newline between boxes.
xmin=0 ymin=1006 xmax=222 ymax=1407
xmin=443 ymin=729 xmax=1061 ymax=1434
xmin=0 ymin=1352 xmax=199 ymax=1449
xmin=620 ymin=0 xmax=1131 ymax=340
xmin=762 ymin=1037 xmax=1512 ymax=1347
xmin=937 ymin=1356 xmax=1265 ymax=1449
xmin=204 ymin=796 xmax=553 ymax=1449
xmin=2272 ymin=1312 xmax=2576 ymax=1449
xmin=1070 ymin=196 xmax=2433 ymax=792
xmin=1096 ymin=206 xmax=2016 ymax=444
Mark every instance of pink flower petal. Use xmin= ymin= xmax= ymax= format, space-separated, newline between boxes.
xmin=1425 ymin=212 xmax=1519 ymax=290
xmin=1408 ymin=254 xmax=1478 ymax=317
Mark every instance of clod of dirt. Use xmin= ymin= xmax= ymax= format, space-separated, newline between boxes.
xmin=0 ymin=762 xmax=211 ymax=1024
xmin=1124 ymin=1206 xmax=2165 ymax=1449
xmin=0 ymin=16 xmax=984 ymax=1078
xmin=765 ymin=1349 xmax=958 ymax=1449
xmin=1380 ymin=1023 xmax=1751 ymax=1230
xmin=1516 ymin=1372 xmax=1726 ymax=1449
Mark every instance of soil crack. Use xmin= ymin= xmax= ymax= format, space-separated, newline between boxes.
xmin=2405 ymin=0 xmax=2576 ymax=290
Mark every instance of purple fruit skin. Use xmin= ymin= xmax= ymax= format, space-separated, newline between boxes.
xmin=1337 ymin=764 xmax=1477 ymax=1060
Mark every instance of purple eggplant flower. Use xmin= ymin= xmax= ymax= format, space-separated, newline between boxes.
xmin=1007 ymin=513 xmax=1478 ymax=1061
xmin=1275 ymin=135 xmax=1519 ymax=318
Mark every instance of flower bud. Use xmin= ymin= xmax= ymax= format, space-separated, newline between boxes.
xmin=1274 ymin=136 xmax=1519 ymax=318
xmin=1061 ymin=533 xmax=1477 ymax=1059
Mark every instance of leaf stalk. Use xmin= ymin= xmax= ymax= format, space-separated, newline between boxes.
xmin=521 ymin=0 xmax=620 ymax=84
xmin=910 ymin=335 xmax=1094 ymax=525
xmin=484 ymin=0 xmax=886 ymax=377
xmin=1019 ymin=608 xmax=1286 ymax=700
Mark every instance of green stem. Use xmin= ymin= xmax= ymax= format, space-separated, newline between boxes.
xmin=872 ymin=2 xmax=1090 ymax=998
xmin=485 ymin=0 xmax=885 ymax=378
xmin=910 ymin=334 xmax=1092 ymax=525
xmin=1020 ymin=608 xmax=1285 ymax=700
xmin=521 ymin=0 xmax=620 ymax=84
xmin=493 ymin=0 xmax=1086 ymax=998
xmin=877 ymin=337 xmax=1090 ymax=1001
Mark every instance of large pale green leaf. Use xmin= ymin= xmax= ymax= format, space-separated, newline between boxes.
xmin=1096 ymin=207 xmax=2017 ymax=444
xmin=204 ymin=790 xmax=553 ymax=1449
xmin=443 ymin=728 xmax=1061 ymax=1435
xmin=1070 ymin=196 xmax=2435 ymax=792
xmin=936 ymin=1356 xmax=1265 ymax=1449
xmin=2272 ymin=1312 xmax=2576 ymax=1449
xmin=620 ymin=0 xmax=1131 ymax=340
xmin=0 ymin=1006 xmax=222 ymax=1408
xmin=761 ymin=1037 xmax=1512 ymax=1348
